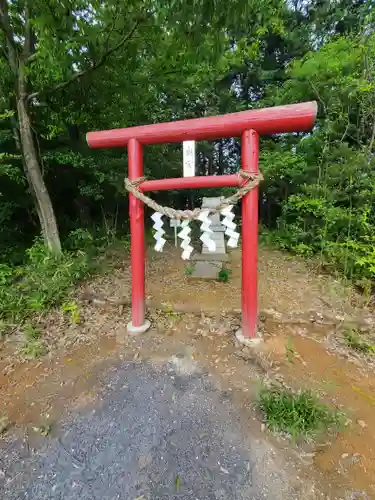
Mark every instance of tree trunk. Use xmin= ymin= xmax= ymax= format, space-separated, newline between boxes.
xmin=17 ymin=94 xmax=61 ymax=254
xmin=1 ymin=0 xmax=61 ymax=254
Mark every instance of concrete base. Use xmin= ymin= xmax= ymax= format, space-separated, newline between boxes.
xmin=190 ymin=261 xmax=222 ymax=279
xmin=235 ymin=329 xmax=263 ymax=346
xmin=202 ymin=247 xmax=226 ymax=254
xmin=127 ymin=319 xmax=151 ymax=336
xmin=191 ymin=253 xmax=229 ymax=262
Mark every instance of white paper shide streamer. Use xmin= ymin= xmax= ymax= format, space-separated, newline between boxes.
xmin=178 ymin=220 xmax=194 ymax=260
xmin=198 ymin=210 xmax=216 ymax=252
xmin=220 ymin=205 xmax=239 ymax=248
xmin=151 ymin=212 xmax=166 ymax=252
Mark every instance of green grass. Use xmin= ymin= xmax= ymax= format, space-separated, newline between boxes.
xmin=285 ymin=336 xmax=296 ymax=363
xmin=21 ymin=323 xmax=48 ymax=359
xmin=343 ymin=327 xmax=375 ymax=355
xmin=258 ymin=386 xmax=342 ymax=440
xmin=21 ymin=340 xmax=48 ymax=359
xmin=0 ymin=232 xmax=132 ymax=345
xmin=23 ymin=324 xmax=42 ymax=341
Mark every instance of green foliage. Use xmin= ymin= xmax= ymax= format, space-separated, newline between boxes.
xmin=265 ymin=141 xmax=375 ymax=282
xmin=61 ymin=301 xmax=81 ymax=325
xmin=0 ymin=240 xmax=92 ymax=331
xmin=272 ymin=151 xmax=375 ymax=282
xmin=257 ymin=28 xmax=375 ymax=285
xmin=22 ymin=323 xmax=48 ymax=359
xmin=258 ymin=386 xmax=343 ymax=440
xmin=280 ymin=34 xmax=375 ymax=147
xmin=23 ymin=324 xmax=42 ymax=341
xmin=0 ymin=0 xmax=374 ymax=295
xmin=22 ymin=339 xmax=48 ymax=359
xmin=218 ymin=268 xmax=232 ymax=282
xmin=184 ymin=265 xmax=194 ymax=276
xmin=65 ymin=229 xmax=94 ymax=251
xmin=285 ymin=337 xmax=296 ymax=363
xmin=343 ymin=328 xmax=375 ymax=355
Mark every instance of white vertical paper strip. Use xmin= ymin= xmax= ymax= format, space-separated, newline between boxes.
xmin=198 ymin=210 xmax=216 ymax=252
xmin=183 ymin=141 xmax=195 ymax=177
xmin=178 ymin=220 xmax=194 ymax=260
xmin=151 ymin=212 xmax=166 ymax=252
xmin=220 ymin=205 xmax=240 ymax=248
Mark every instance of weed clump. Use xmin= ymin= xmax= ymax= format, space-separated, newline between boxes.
xmin=258 ymin=385 xmax=342 ymax=440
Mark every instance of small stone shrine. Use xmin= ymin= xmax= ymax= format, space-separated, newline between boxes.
xmin=190 ymin=197 xmax=229 ymax=279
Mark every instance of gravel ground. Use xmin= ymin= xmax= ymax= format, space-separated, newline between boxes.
xmin=0 ymin=355 xmax=307 ymax=500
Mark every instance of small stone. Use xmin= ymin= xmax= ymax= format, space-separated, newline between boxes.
xmin=310 ymin=311 xmax=324 ymax=323
xmin=341 ymin=453 xmax=349 ymax=459
xmin=259 ymin=308 xmax=283 ymax=321
xmin=0 ymin=415 xmax=9 ymax=434
xmin=92 ymin=298 xmax=107 ymax=307
xmin=357 ymin=419 xmax=367 ymax=428
xmin=261 ymin=423 xmax=266 ymax=432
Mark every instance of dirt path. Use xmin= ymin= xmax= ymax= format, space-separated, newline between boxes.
xmin=0 ymin=335 xmax=320 ymax=500
xmin=0 ymin=245 xmax=374 ymax=498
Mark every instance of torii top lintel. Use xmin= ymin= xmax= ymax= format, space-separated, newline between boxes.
xmin=86 ymin=101 xmax=317 ymax=149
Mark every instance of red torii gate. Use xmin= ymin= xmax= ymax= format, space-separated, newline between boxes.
xmin=87 ymin=101 xmax=317 ymax=339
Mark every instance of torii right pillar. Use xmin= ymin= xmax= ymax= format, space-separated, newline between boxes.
xmin=240 ymin=129 xmax=259 ymax=341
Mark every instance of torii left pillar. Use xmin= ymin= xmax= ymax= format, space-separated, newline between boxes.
xmin=127 ymin=138 xmax=151 ymax=335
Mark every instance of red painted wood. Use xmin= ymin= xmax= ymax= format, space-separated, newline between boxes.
xmin=87 ymin=101 xmax=317 ymax=148
xmin=140 ymin=174 xmax=239 ymax=192
xmin=241 ymin=130 xmax=259 ymax=338
xmin=128 ymin=138 xmax=146 ymax=328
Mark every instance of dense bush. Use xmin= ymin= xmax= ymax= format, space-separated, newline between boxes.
xmin=263 ymin=149 xmax=375 ymax=283
xmin=0 ymin=241 xmax=92 ymax=332
xmin=259 ymin=32 xmax=375 ymax=286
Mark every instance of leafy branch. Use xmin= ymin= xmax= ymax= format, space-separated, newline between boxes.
xmin=0 ymin=0 xmax=19 ymax=73
xmin=27 ymin=18 xmax=142 ymax=101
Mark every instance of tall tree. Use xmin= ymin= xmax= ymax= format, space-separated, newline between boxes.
xmin=0 ymin=0 xmax=146 ymax=253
